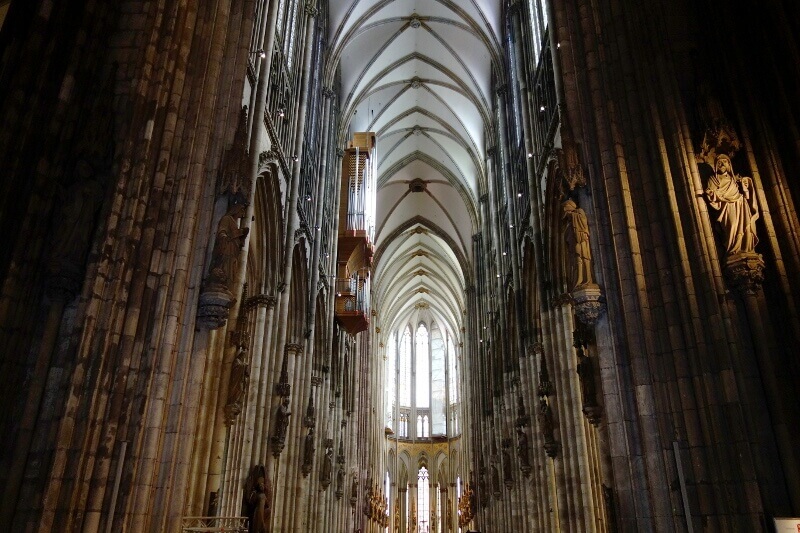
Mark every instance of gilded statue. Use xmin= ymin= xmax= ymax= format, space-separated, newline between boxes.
xmin=562 ymin=199 xmax=593 ymax=288
xmin=705 ymin=154 xmax=759 ymax=256
xmin=394 ymin=497 xmax=400 ymax=532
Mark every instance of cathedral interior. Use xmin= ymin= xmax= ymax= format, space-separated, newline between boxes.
xmin=1 ymin=0 xmax=799 ymax=531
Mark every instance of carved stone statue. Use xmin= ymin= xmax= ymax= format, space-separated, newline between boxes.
xmin=301 ymin=427 xmax=315 ymax=476
xmin=705 ymin=154 xmax=759 ymax=257
xmin=335 ymin=466 xmax=345 ymax=498
xmin=246 ymin=465 xmax=271 ymax=533
xmin=562 ymin=199 xmax=593 ymax=288
xmin=320 ymin=444 xmax=333 ymax=489
xmin=538 ymin=397 xmax=559 ymax=457
xmin=206 ymin=200 xmax=250 ymax=291
xmin=516 ymin=427 xmax=531 ymax=475
xmin=272 ymin=396 xmax=291 ymax=454
xmin=350 ymin=475 xmax=358 ymax=507
xmin=224 ymin=347 xmax=249 ymax=425
xmin=394 ymin=497 xmax=400 ymax=532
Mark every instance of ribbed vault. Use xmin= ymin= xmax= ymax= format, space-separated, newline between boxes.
xmin=330 ymin=0 xmax=499 ymax=338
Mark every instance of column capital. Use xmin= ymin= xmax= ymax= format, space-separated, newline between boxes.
xmin=305 ymin=1 xmax=319 ymax=17
xmin=285 ymin=342 xmax=304 ymax=356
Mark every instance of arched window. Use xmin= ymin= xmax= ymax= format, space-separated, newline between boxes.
xmin=430 ymin=323 xmax=446 ymax=435
xmin=447 ymin=334 xmax=459 ymax=436
xmin=386 ymin=321 xmax=460 ymax=439
xmin=399 ymin=327 xmax=412 ymax=406
xmin=415 ymin=324 xmax=429 ymax=408
xmin=417 ymin=467 xmax=430 ymax=532
xmin=385 ymin=332 xmax=396 ymax=428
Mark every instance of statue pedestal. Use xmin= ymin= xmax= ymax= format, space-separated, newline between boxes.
xmin=571 ymin=283 xmax=604 ymax=326
xmin=197 ymin=284 xmax=235 ymax=330
xmin=723 ymin=252 xmax=764 ymax=295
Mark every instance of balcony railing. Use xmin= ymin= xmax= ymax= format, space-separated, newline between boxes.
xmin=181 ymin=517 xmax=248 ymax=532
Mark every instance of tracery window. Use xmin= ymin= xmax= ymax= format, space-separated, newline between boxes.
xmin=418 ymin=467 xmax=430 ymax=532
xmin=399 ymin=327 xmax=412 ymax=406
xmin=385 ymin=332 xmax=396 ymax=428
xmin=385 ymin=320 xmax=460 ymax=439
xmin=415 ymin=324 xmax=429 ymax=408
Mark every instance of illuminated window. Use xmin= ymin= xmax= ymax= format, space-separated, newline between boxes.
xmin=418 ymin=467 xmax=430 ymax=532
xmin=387 ymin=321 xmax=460 ymax=439
xmin=415 ymin=324 xmax=429 ymax=408
xmin=399 ymin=327 xmax=412 ymax=406
xmin=430 ymin=324 xmax=446 ymax=435
xmin=385 ymin=332 xmax=396 ymax=428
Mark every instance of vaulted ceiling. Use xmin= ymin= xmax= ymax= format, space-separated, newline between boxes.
xmin=329 ymin=0 xmax=501 ymax=339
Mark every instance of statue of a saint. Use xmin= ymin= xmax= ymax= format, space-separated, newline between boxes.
xmin=350 ymin=475 xmax=358 ymax=507
xmin=206 ymin=200 xmax=250 ymax=291
xmin=562 ymin=199 xmax=593 ymax=288
xmin=538 ymin=397 xmax=554 ymax=437
xmin=274 ymin=396 xmax=292 ymax=442
xmin=516 ymin=427 xmax=530 ymax=468
xmin=336 ymin=466 xmax=345 ymax=498
xmin=320 ymin=444 xmax=333 ymax=488
xmin=246 ymin=466 xmax=271 ymax=533
xmin=705 ymin=154 xmax=759 ymax=256
xmin=302 ymin=427 xmax=315 ymax=476
xmin=225 ymin=347 xmax=249 ymax=424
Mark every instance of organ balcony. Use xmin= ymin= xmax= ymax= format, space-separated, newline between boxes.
xmin=334 ymin=271 xmax=371 ymax=335
xmin=335 ymin=132 xmax=376 ymax=335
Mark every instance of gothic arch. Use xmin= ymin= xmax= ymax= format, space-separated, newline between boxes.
xmin=253 ymin=163 xmax=284 ymax=295
xmin=287 ymin=242 xmax=308 ymax=344
xmin=543 ymin=158 xmax=569 ymax=295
